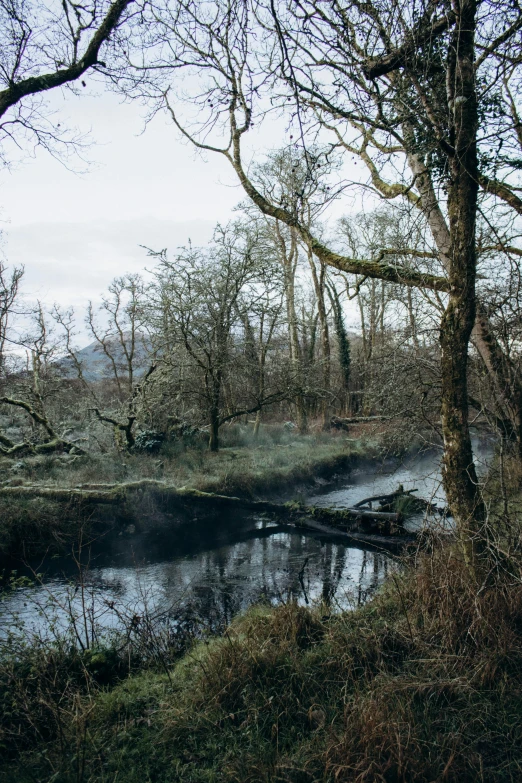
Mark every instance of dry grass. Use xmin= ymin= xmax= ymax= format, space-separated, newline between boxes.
xmin=2 ymin=538 xmax=522 ymax=782
xmin=42 ymin=426 xmax=372 ymax=496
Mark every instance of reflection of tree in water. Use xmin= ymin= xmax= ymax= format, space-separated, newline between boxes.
xmin=355 ymin=551 xmax=390 ymax=607
xmin=2 ymin=525 xmax=392 ymax=640
xmin=176 ymin=534 xmax=315 ymax=631
xmin=151 ymin=533 xmax=390 ymax=633
xmin=318 ymin=543 xmax=348 ymax=606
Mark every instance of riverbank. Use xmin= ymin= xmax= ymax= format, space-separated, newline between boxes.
xmin=2 ymin=536 xmax=522 ymax=782
xmin=2 ymin=437 xmax=520 ymax=782
xmin=0 ymin=428 xmax=386 ymax=562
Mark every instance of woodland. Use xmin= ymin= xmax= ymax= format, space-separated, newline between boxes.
xmin=2 ymin=0 xmax=522 ymax=781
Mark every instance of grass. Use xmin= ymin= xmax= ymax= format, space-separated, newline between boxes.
xmin=24 ymin=424 xmax=375 ymax=496
xmin=2 ymin=538 xmax=522 ymax=782
xmin=0 ymin=424 xmax=383 ymax=561
xmin=0 ymin=422 xmax=383 ymax=496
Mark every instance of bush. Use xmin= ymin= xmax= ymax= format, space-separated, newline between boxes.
xmin=133 ymin=429 xmax=165 ymax=453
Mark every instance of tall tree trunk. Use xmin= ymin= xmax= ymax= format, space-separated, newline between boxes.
xmin=308 ymin=250 xmax=331 ymax=428
xmin=280 ymin=226 xmax=308 ymax=434
xmin=328 ymin=284 xmax=351 ymax=415
xmin=472 ymin=303 xmax=522 ymax=456
xmin=406 ymin=288 xmax=419 ymax=352
xmin=357 ymin=290 xmax=371 ymax=415
xmin=441 ymin=0 xmax=485 ymax=566
xmin=208 ymin=373 xmax=222 ymax=452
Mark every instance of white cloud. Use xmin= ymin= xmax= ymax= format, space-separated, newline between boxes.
xmin=3 ymin=217 xmax=216 ymax=308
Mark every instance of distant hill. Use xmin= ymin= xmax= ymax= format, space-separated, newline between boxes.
xmin=58 ymin=329 xmax=361 ymax=382
xmin=58 ymin=334 xmax=152 ymax=381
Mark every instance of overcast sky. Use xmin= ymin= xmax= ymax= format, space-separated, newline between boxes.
xmin=0 ymin=89 xmax=244 ymax=312
xmin=0 ymin=86 xmax=364 ymax=342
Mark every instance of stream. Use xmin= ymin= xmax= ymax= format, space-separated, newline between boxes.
xmin=0 ymin=438 xmax=494 ymax=642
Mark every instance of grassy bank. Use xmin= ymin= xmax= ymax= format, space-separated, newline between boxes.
xmin=0 ymin=426 xmax=384 ymax=561
xmin=2 ymin=538 xmax=522 ymax=782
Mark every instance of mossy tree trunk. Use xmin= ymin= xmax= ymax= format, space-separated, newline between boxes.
xmin=208 ymin=373 xmax=222 ymax=452
xmin=276 ymin=223 xmax=308 ymax=434
xmin=441 ymin=0 xmax=485 ymax=567
xmin=328 ymin=284 xmax=351 ymax=415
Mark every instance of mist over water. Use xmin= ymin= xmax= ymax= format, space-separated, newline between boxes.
xmin=0 ymin=439 xmax=494 ymax=641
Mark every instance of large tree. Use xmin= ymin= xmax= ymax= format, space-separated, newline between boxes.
xmin=112 ymin=0 xmax=522 ymax=562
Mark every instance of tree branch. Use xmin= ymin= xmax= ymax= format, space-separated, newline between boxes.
xmin=479 ymin=174 xmax=522 ymax=215
xmin=0 ymin=0 xmax=134 ymax=119
xmin=230 ymin=142 xmax=450 ymax=291
xmin=363 ymin=13 xmax=455 ymax=79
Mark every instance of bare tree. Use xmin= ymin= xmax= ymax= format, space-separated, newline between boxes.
xmin=110 ymin=0 xmax=522 ymax=561
xmin=0 ymin=0 xmax=134 ymax=165
xmin=0 ymin=261 xmax=24 ymax=377
xmin=56 ymin=274 xmax=157 ymax=450
xmin=149 ymin=223 xmax=290 ymax=451
xmin=0 ymin=304 xmax=85 ymax=455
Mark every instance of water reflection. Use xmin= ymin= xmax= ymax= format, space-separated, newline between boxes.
xmin=0 ymin=521 xmax=390 ymax=639
xmin=0 ymin=440 xmax=493 ymax=640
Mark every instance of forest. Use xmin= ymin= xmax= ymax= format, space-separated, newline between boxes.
xmin=1 ymin=0 xmax=522 ymax=780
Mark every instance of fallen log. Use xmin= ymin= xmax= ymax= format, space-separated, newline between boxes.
xmin=353 ymin=488 xmax=417 ymax=508
xmin=0 ymin=485 xmax=124 ymax=504
xmin=331 ymin=415 xmax=388 ymax=431
xmin=354 ymin=486 xmax=448 ymax=516
xmin=0 ymin=480 xmax=405 ymax=535
xmin=290 ymin=516 xmax=415 ymax=550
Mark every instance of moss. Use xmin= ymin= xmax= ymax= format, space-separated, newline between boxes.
xmin=0 ymin=433 xmax=373 ymax=561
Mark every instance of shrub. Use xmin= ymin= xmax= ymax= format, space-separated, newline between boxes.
xmin=134 ymin=429 xmax=165 ymax=453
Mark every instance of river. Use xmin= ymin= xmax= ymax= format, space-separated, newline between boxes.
xmin=0 ymin=438 xmax=494 ymax=643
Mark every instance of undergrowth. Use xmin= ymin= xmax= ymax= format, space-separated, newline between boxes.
xmin=2 ymin=539 xmax=522 ymax=782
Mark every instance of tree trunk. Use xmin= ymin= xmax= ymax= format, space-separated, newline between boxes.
xmin=406 ymin=288 xmax=419 ymax=351
xmin=207 ymin=370 xmax=222 ymax=452
xmin=308 ymin=251 xmax=331 ymax=429
xmin=209 ymin=407 xmax=220 ymax=452
xmin=357 ymin=290 xmax=370 ymax=415
xmin=283 ymin=236 xmax=308 ymax=434
xmin=407 ymin=116 xmax=522 ymax=459
xmin=328 ymin=285 xmax=351 ymax=415
xmin=472 ymin=303 xmax=522 ymax=457
xmin=441 ymin=0 xmax=485 ymax=566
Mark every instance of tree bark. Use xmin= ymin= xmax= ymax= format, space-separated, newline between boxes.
xmin=279 ymin=225 xmax=308 ymax=434
xmin=440 ymin=0 xmax=485 ymax=566
xmin=307 ymin=251 xmax=331 ymax=429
